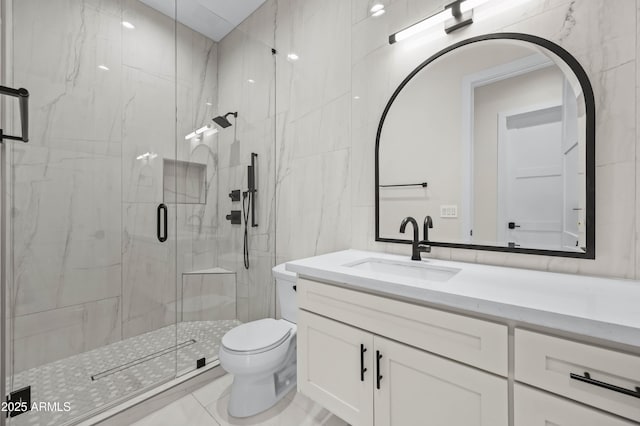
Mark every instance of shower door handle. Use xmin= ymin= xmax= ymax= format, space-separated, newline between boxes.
xmin=157 ymin=203 xmax=167 ymax=242
xmin=0 ymin=85 xmax=29 ymax=143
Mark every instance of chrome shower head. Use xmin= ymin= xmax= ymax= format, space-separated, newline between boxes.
xmin=212 ymin=111 xmax=237 ymax=128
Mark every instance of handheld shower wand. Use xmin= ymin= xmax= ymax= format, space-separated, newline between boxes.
xmin=242 ymin=153 xmax=258 ymax=269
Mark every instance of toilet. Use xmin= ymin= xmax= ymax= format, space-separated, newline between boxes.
xmin=218 ymin=263 xmax=298 ymax=418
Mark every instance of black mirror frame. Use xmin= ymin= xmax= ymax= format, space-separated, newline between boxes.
xmin=375 ymin=32 xmax=595 ymax=259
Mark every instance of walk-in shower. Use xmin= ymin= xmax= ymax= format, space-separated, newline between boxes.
xmin=1 ymin=0 xmax=276 ymax=424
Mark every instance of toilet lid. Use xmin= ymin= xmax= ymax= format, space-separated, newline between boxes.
xmin=222 ymin=319 xmax=292 ymax=353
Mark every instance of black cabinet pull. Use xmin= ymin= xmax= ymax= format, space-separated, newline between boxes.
xmin=570 ymin=372 xmax=640 ymax=399
xmin=360 ymin=344 xmax=367 ymax=382
xmin=376 ymin=351 xmax=383 ymax=389
xmin=157 ymin=203 xmax=167 ymax=242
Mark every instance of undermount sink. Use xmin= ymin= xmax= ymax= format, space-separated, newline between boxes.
xmin=345 ymin=258 xmax=460 ymax=282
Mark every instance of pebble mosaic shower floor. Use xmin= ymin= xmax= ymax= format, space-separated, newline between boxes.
xmin=6 ymin=320 xmax=241 ymax=426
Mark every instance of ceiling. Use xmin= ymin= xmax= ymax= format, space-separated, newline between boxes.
xmin=139 ymin=0 xmax=267 ymax=41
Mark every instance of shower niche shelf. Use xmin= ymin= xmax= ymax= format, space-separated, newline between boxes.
xmin=163 ymin=159 xmax=207 ymax=204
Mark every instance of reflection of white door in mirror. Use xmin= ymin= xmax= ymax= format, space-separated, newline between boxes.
xmin=462 ymin=53 xmax=558 ymax=245
xmin=561 ymin=78 xmax=583 ymax=251
xmin=497 ymin=104 xmax=564 ymax=250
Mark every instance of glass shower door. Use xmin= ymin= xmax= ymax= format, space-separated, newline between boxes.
xmin=4 ymin=0 xmax=179 ymax=424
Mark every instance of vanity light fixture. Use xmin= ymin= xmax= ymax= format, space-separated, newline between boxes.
xmin=389 ymin=0 xmax=491 ymax=44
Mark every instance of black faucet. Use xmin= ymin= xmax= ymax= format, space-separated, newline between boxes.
xmin=400 ymin=216 xmax=431 ymax=261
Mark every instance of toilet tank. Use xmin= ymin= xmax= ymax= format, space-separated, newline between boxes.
xmin=272 ymin=263 xmax=297 ymax=323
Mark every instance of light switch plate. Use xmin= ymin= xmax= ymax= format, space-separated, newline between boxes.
xmin=440 ymin=205 xmax=458 ymax=218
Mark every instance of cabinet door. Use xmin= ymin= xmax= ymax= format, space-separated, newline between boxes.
xmin=374 ymin=336 xmax=508 ymax=426
xmin=514 ymin=384 xmax=636 ymax=426
xmin=297 ymin=310 xmax=374 ymax=426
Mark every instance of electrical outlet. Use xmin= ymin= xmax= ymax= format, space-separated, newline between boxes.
xmin=440 ymin=205 xmax=458 ymax=218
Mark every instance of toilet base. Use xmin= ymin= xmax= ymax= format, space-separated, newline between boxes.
xmin=226 ymin=339 xmax=297 ymax=418
xmin=227 ymin=371 xmax=296 ymax=418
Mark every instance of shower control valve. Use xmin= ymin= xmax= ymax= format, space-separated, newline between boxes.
xmin=226 ymin=210 xmax=241 ymax=225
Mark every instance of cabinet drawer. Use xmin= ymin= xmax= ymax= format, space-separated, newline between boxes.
xmin=514 ymin=384 xmax=636 ymax=426
xmin=515 ymin=329 xmax=640 ymax=422
xmin=297 ymin=278 xmax=508 ymax=376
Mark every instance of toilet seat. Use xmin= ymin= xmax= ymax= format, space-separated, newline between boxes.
xmin=222 ymin=318 xmax=292 ymax=355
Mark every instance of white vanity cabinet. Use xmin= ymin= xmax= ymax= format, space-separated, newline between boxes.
xmin=296 ymin=278 xmax=509 ymax=426
xmin=287 ymin=250 xmax=640 ymax=426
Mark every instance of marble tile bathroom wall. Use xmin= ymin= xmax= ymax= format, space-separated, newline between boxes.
xmin=12 ymin=297 xmax=121 ymax=373
xmin=215 ymin=11 xmax=277 ymax=322
xmin=274 ymin=0 xmax=353 ymax=265
xmin=181 ymin=273 xmax=236 ymax=322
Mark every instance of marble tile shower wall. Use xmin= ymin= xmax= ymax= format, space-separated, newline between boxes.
xmin=269 ymin=0 xmax=640 ymax=283
xmin=215 ymin=4 xmax=277 ymax=322
xmin=9 ymin=0 xmax=219 ymax=371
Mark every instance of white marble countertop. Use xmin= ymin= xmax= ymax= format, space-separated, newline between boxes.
xmin=286 ymin=249 xmax=640 ymax=348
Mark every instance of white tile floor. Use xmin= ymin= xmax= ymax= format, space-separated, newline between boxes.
xmin=132 ymin=374 xmax=348 ymax=426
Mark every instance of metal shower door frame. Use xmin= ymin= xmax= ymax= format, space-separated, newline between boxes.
xmin=1 ymin=0 xmax=12 ymax=423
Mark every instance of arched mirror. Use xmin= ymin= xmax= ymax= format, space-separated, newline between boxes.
xmin=375 ymin=33 xmax=595 ymax=258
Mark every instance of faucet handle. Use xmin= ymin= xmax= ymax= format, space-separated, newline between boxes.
xmin=417 ymin=242 xmax=431 ymax=254
xmin=423 ymin=215 xmax=433 ymax=242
